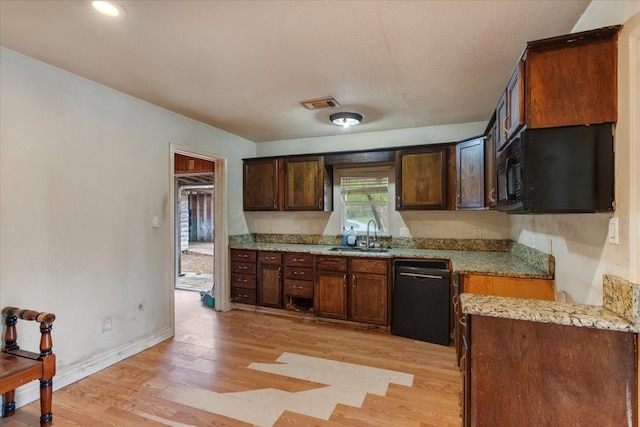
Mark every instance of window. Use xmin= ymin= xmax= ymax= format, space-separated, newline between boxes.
xmin=339 ymin=168 xmax=390 ymax=236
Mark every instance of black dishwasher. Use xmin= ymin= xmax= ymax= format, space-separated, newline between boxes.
xmin=391 ymin=259 xmax=451 ymax=346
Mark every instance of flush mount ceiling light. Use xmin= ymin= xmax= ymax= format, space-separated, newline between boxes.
xmin=330 ymin=112 xmax=363 ymax=128
xmin=91 ymin=1 xmax=126 ymax=17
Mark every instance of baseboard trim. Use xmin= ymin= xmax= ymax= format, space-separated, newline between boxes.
xmin=4 ymin=326 xmax=174 ymax=412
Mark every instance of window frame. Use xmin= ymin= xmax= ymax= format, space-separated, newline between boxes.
xmin=336 ymin=165 xmax=392 ymax=236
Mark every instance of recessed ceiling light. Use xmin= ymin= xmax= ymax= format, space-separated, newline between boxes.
xmin=91 ymin=1 xmax=126 ymax=17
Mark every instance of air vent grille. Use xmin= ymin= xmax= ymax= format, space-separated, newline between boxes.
xmin=300 ymin=97 xmax=340 ymax=110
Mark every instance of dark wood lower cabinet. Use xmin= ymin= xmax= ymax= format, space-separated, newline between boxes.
xmin=465 ymin=314 xmax=637 ymax=426
xmin=257 ymin=251 xmax=282 ymax=308
xmin=314 ymin=256 xmax=389 ymax=325
xmin=314 ymin=256 xmax=348 ymax=320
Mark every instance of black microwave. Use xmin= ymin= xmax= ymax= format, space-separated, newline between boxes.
xmin=497 ymin=124 xmax=614 ymax=213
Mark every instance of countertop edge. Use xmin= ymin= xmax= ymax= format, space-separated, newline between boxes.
xmin=460 ymin=293 xmax=640 ymax=333
xmin=229 ymin=243 xmax=553 ymax=279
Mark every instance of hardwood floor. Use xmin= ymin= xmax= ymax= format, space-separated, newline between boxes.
xmin=3 ymin=290 xmax=462 ymax=426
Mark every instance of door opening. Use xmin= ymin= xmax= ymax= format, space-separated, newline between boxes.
xmin=174 ymin=153 xmax=214 ymax=293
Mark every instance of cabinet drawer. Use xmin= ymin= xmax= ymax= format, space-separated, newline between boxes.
xmin=230 ymin=249 xmax=256 ymax=263
xmin=284 ymin=279 xmax=314 ymax=298
xmin=231 ymin=287 xmax=256 ymax=304
xmin=351 ymin=258 xmax=388 ymax=275
xmin=284 ymin=266 xmax=313 ymax=280
xmin=284 ymin=252 xmax=313 ymax=267
xmin=231 ymin=273 xmax=256 ymax=289
xmin=259 ymin=251 xmax=282 ymax=265
xmin=315 ymin=256 xmax=347 ymax=272
xmin=231 ymin=261 xmax=256 ymax=275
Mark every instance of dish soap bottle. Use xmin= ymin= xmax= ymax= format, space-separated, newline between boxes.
xmin=341 ymin=226 xmax=348 ymax=246
xmin=346 ymin=226 xmax=357 ymax=247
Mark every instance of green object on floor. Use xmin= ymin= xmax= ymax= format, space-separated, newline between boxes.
xmin=199 ymin=288 xmax=215 ymax=308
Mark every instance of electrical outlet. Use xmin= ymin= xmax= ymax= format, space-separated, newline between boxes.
xmin=102 ymin=316 xmax=112 ymax=333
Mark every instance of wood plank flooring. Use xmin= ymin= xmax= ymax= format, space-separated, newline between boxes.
xmin=3 ymin=290 xmax=462 ymax=426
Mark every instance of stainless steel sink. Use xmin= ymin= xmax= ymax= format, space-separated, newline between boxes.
xmin=328 ymin=246 xmax=390 ymax=253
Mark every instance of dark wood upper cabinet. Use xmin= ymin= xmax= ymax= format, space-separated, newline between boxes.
xmin=524 ymin=26 xmax=618 ymax=129
xmin=396 ymin=144 xmax=455 ymax=210
xmin=494 ymin=25 xmax=619 ymax=154
xmin=484 ymin=119 xmax=497 ymax=208
xmin=455 ymin=136 xmax=485 ymax=210
xmin=243 ymin=158 xmax=282 ymax=211
xmin=284 ymin=156 xmax=332 ymax=211
xmin=243 ymin=155 xmax=332 ymax=211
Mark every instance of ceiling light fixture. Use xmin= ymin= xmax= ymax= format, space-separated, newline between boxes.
xmin=330 ymin=112 xmax=363 ymax=128
xmin=91 ymin=1 xmax=125 ymax=17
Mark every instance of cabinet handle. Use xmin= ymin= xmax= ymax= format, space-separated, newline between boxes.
xmin=502 ymin=114 xmax=510 ymax=139
xmin=292 ymin=285 xmax=304 ymax=289
xmin=293 ymin=271 xmax=305 ymax=275
xmin=265 ymin=256 xmax=276 ymax=260
xmin=292 ymin=258 xmax=304 ymax=262
xmin=238 ymin=266 xmax=248 ymax=270
xmin=343 ymin=275 xmax=347 ymax=288
xmin=239 ymin=254 xmax=248 ymax=258
xmin=352 ymin=274 xmax=356 ymax=290
xmin=273 ymin=198 xmax=277 ymax=209
xmin=237 ymin=278 xmax=248 ymax=283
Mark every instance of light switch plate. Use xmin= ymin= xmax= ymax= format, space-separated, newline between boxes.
xmin=608 ymin=217 xmax=619 ymax=244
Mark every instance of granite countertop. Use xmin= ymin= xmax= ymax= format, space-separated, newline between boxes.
xmin=229 ymin=242 xmax=552 ymax=279
xmin=460 ymin=293 xmax=640 ymax=333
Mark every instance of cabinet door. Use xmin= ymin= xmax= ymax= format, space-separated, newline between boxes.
xmin=495 ymin=92 xmax=508 ymax=152
xmin=284 ymin=156 xmax=328 ymax=211
xmin=396 ymin=146 xmax=449 ymax=210
xmin=258 ymin=264 xmax=282 ymax=308
xmin=243 ymin=158 xmax=281 ymax=211
xmin=314 ymin=271 xmax=348 ymax=320
xmin=505 ymin=60 xmax=525 ymax=141
xmin=484 ymin=121 xmax=497 ymax=208
xmin=456 ymin=137 xmax=485 ymax=210
xmin=350 ymin=272 xmax=388 ymax=325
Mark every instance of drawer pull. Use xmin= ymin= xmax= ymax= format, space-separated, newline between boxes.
xmin=237 ymin=278 xmax=248 ymax=283
xmin=293 ymin=271 xmax=305 ymax=275
xmin=292 ymin=285 xmax=304 ymax=289
xmin=238 ymin=266 xmax=248 ymax=270
xmin=292 ymin=258 xmax=304 ymax=262
xmin=239 ymin=254 xmax=248 ymax=258
xmin=239 ymin=294 xmax=248 ymax=298
xmin=265 ymin=256 xmax=276 ymax=260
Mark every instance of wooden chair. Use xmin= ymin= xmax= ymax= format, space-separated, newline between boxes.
xmin=1 ymin=307 xmax=56 ymax=425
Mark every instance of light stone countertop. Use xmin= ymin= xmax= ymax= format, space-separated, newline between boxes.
xmin=460 ymin=293 xmax=640 ymax=333
xmin=228 ymin=242 xmax=552 ymax=279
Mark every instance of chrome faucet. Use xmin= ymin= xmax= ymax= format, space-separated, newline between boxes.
xmin=366 ymin=219 xmax=378 ymax=249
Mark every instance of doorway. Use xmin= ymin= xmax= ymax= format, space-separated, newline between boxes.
xmin=174 ymin=153 xmax=215 ymax=293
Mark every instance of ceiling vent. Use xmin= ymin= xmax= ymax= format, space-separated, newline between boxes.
xmin=300 ymin=97 xmax=340 ymax=110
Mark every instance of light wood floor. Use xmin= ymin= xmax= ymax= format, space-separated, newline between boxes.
xmin=3 ymin=290 xmax=462 ymax=426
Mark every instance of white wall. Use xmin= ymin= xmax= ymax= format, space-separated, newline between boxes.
xmin=0 ymin=47 xmax=254 ymax=405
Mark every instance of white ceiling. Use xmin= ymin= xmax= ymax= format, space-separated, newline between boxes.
xmin=0 ymin=0 xmax=591 ymax=143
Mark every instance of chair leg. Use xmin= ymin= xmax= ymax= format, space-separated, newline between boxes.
xmin=39 ymin=379 xmax=53 ymax=425
xmin=2 ymin=390 xmax=16 ymax=417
